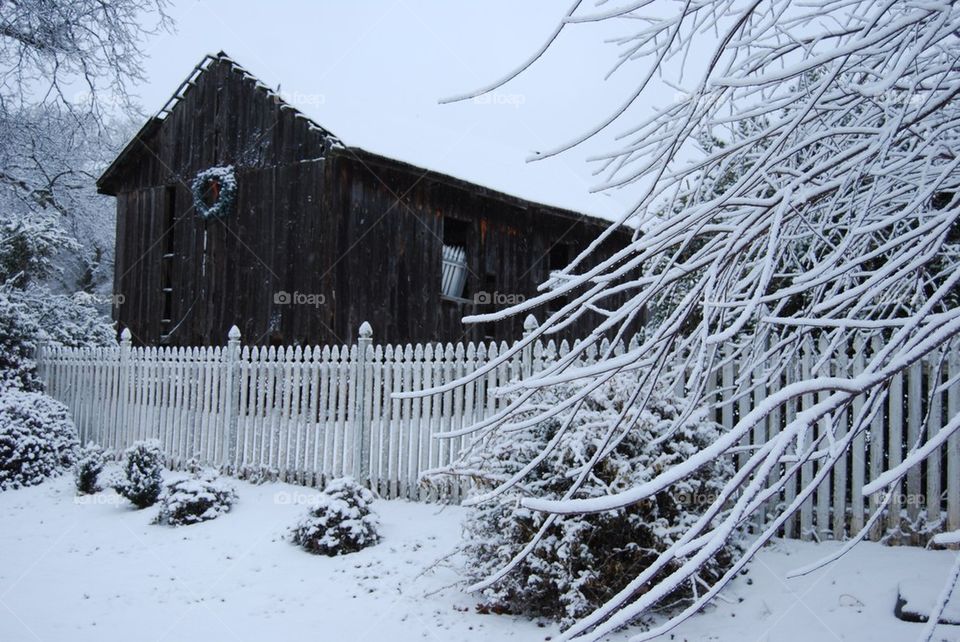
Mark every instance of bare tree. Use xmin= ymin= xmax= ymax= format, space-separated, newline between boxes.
xmin=430 ymin=2 xmax=960 ymax=639
xmin=0 ymin=0 xmax=168 ymax=293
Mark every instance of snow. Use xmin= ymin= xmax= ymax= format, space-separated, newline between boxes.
xmin=898 ymin=578 xmax=960 ymax=625
xmin=0 ymin=475 xmax=958 ymax=642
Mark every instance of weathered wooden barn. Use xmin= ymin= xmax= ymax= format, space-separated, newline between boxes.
xmin=98 ymin=52 xmax=629 ymax=347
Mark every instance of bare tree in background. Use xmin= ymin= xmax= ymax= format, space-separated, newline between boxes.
xmin=431 ymin=1 xmax=960 ymax=639
xmin=1 ymin=0 xmax=169 ymax=292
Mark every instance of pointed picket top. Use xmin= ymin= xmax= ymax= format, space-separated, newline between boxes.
xmin=358 ymin=321 xmax=373 ymax=340
xmin=404 ymin=344 xmax=414 ymax=360
xmin=600 ymin=337 xmax=611 ymax=357
xmin=373 ymin=344 xmax=383 ymax=361
xmin=559 ymin=339 xmax=570 ymax=357
xmin=294 ymin=345 xmax=303 ymax=361
xmin=476 ymin=342 xmax=487 ymax=360
xmin=523 ymin=314 xmax=539 ymax=334
xmin=321 ymin=345 xmax=331 ymax=360
xmin=414 ymin=343 xmax=424 ymax=361
xmin=454 ymin=343 xmax=464 ymax=360
xmin=466 ymin=342 xmax=476 ymax=360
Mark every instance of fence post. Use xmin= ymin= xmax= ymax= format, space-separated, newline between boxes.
xmin=355 ymin=321 xmax=373 ymax=484
xmin=223 ymin=325 xmax=242 ymax=473
xmin=116 ymin=328 xmax=132 ymax=453
xmin=522 ymin=314 xmax=539 ymax=377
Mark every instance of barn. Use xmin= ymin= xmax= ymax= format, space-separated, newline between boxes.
xmin=98 ymin=52 xmax=629 ymax=347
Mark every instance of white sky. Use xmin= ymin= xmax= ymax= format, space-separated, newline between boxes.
xmin=130 ymin=1 xmax=673 ymax=222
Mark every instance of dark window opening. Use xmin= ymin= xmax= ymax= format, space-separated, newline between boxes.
xmin=549 ymin=243 xmax=571 ymax=272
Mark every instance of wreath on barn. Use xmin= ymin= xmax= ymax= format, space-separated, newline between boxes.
xmin=191 ymin=165 xmax=237 ymax=220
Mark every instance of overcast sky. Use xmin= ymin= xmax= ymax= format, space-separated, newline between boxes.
xmin=129 ymin=1 xmax=675 ymax=221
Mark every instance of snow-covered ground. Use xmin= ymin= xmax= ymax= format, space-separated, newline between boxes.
xmin=0 ymin=475 xmax=956 ymax=642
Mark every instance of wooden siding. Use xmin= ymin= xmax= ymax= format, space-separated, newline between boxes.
xmin=107 ymin=55 xmax=633 ymax=347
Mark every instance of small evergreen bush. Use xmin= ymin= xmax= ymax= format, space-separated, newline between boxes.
xmin=0 ymin=388 xmax=78 ymax=490
xmin=455 ymin=374 xmax=739 ymax=627
xmin=291 ymin=477 xmax=379 ymax=556
xmin=116 ymin=440 xmax=164 ymax=508
xmin=74 ymin=442 xmax=108 ymax=494
xmin=154 ymin=472 xmax=237 ymax=526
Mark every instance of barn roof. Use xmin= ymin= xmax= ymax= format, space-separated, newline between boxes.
xmin=98 ymin=52 xmax=629 ymax=227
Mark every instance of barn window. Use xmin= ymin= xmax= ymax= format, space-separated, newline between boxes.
xmin=441 ymin=217 xmax=470 ymax=299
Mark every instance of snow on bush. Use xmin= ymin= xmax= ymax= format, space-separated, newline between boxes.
xmin=116 ymin=440 xmax=164 ymax=508
xmin=154 ymin=472 xmax=237 ymax=526
xmin=74 ymin=442 xmax=108 ymax=495
xmin=0 ymin=388 xmax=78 ymax=490
xmin=237 ymin=462 xmax=279 ymax=485
xmin=455 ymin=374 xmax=739 ymax=627
xmin=0 ymin=286 xmax=114 ymax=391
xmin=291 ymin=477 xmax=380 ymax=556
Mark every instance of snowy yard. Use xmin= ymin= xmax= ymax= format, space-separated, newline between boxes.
xmin=0 ymin=475 xmax=956 ymax=642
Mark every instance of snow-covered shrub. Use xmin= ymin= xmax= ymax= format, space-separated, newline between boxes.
xmin=116 ymin=440 xmax=164 ymax=508
xmin=154 ymin=472 xmax=237 ymax=526
xmin=291 ymin=477 xmax=379 ymax=556
xmin=237 ymin=462 xmax=279 ymax=485
xmin=456 ymin=374 xmax=739 ymax=627
xmin=0 ymin=388 xmax=78 ymax=490
xmin=74 ymin=442 xmax=108 ymax=494
xmin=0 ymin=286 xmax=114 ymax=391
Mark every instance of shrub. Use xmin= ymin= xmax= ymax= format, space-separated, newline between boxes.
xmin=0 ymin=388 xmax=78 ymax=490
xmin=0 ymin=287 xmax=114 ymax=392
xmin=291 ymin=477 xmax=379 ymax=556
xmin=74 ymin=442 xmax=108 ymax=494
xmin=116 ymin=440 xmax=164 ymax=508
xmin=456 ymin=374 xmax=739 ymax=627
xmin=154 ymin=472 xmax=237 ymax=526
xmin=237 ymin=462 xmax=279 ymax=485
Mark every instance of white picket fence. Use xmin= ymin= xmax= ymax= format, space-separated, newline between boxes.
xmin=36 ymin=318 xmax=959 ymax=542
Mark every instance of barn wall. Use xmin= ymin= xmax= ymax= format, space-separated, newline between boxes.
xmin=319 ymin=152 xmax=629 ymax=346
xmin=108 ymin=57 xmax=633 ymax=347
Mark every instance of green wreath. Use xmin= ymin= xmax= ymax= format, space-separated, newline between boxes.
xmin=191 ymin=165 xmax=237 ymax=220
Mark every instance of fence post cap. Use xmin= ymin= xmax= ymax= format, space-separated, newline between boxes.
xmin=120 ymin=328 xmax=132 ymax=343
xmin=523 ymin=314 xmax=539 ymax=333
xmin=228 ymin=325 xmax=242 ymax=341
xmin=358 ymin=321 xmax=373 ymax=340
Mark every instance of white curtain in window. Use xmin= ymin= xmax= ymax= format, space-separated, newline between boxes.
xmin=441 ymin=245 xmax=468 ymax=298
